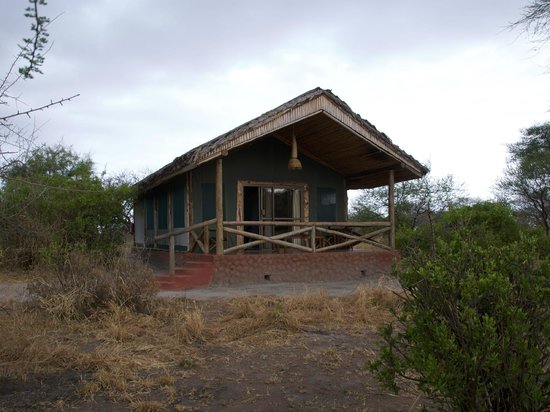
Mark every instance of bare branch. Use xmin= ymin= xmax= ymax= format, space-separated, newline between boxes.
xmin=0 ymin=94 xmax=80 ymax=122
xmin=512 ymin=0 xmax=550 ymax=46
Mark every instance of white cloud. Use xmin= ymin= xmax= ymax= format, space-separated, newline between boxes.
xmin=1 ymin=0 xmax=548 ymax=199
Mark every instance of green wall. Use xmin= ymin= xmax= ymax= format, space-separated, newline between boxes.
xmin=141 ymin=175 xmax=187 ymax=249
xmin=191 ymin=136 xmax=346 ymax=222
xmin=139 ymin=136 xmax=347 ymax=250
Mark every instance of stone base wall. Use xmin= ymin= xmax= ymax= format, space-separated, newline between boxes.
xmin=145 ymin=248 xmax=399 ymax=287
xmin=144 ymin=249 xmax=213 ymax=271
xmin=211 ymin=250 xmax=399 ymax=286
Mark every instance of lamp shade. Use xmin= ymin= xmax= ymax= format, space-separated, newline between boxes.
xmin=288 ymin=134 xmax=302 ymax=170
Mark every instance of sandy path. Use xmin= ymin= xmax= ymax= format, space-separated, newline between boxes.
xmin=0 ymin=275 xmax=400 ymax=302
xmin=0 ymin=282 xmax=29 ymax=302
xmin=159 ymin=275 xmax=400 ymax=299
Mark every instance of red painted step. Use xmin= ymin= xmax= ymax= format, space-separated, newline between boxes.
xmin=154 ymin=259 xmax=214 ymax=291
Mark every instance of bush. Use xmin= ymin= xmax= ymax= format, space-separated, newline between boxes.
xmin=28 ymin=246 xmax=157 ymax=319
xmin=0 ymin=144 xmax=135 ymax=269
xmin=369 ymin=211 xmax=550 ymax=410
xmin=436 ymin=201 xmax=522 ymax=249
xmin=397 ymin=201 xmax=521 ymax=256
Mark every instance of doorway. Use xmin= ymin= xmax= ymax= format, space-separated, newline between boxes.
xmin=240 ymin=182 xmax=308 ymax=251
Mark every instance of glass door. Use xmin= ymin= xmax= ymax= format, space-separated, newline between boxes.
xmin=261 ymin=186 xmax=302 ymax=251
xmin=241 ymin=182 xmax=306 ymax=252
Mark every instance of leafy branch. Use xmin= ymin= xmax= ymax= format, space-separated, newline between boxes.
xmin=18 ymin=0 xmax=50 ymax=79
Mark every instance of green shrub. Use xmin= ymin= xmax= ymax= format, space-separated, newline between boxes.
xmin=0 ymin=144 xmax=135 ymax=269
xmin=369 ymin=233 xmax=550 ymax=410
xmin=436 ymin=201 xmax=522 ymax=248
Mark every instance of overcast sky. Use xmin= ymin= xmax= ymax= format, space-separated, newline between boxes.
xmin=2 ymin=0 xmax=549 ymax=200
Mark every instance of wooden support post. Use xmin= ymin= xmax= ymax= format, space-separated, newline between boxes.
xmin=203 ymin=227 xmax=210 ymax=254
xmin=216 ymin=158 xmax=224 ymax=255
xmin=153 ymin=195 xmax=158 ymax=249
xmin=388 ymin=170 xmax=395 ymax=249
xmin=343 ymin=190 xmax=348 ymax=221
xmin=185 ymin=172 xmax=192 ymax=252
xmin=236 ymin=181 xmax=244 ymax=248
xmin=168 ymin=190 xmax=175 ymax=275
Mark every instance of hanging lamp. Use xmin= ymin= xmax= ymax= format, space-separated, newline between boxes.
xmin=287 ymin=130 xmax=302 ymax=170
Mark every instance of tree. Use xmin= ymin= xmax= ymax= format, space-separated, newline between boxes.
xmin=369 ymin=203 xmax=550 ymax=411
xmin=0 ymin=0 xmax=78 ymax=174
xmin=0 ymin=144 xmax=135 ymax=269
xmin=438 ymin=201 xmax=522 ymax=249
xmin=497 ymin=122 xmax=550 ymax=235
xmin=350 ymin=173 xmax=468 ymax=251
xmin=513 ymin=0 xmax=550 ymax=48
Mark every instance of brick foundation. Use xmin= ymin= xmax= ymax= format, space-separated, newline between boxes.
xmin=144 ymin=249 xmax=399 ymax=289
xmin=211 ymin=250 xmax=399 ymax=286
xmin=145 ymin=249 xmax=214 ymax=271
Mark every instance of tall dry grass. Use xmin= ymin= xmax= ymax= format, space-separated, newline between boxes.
xmin=0 ymin=282 xmax=400 ymax=408
xmin=209 ymin=287 xmax=400 ymax=343
xmin=27 ymin=247 xmax=157 ymax=319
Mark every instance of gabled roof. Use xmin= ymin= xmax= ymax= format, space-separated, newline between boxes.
xmin=138 ymin=87 xmax=428 ymax=191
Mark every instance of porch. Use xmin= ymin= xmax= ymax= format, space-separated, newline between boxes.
xmin=152 ymin=215 xmax=395 ymax=276
xmin=147 ymin=154 xmax=397 ymax=276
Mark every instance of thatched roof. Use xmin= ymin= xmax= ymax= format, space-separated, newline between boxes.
xmin=138 ymin=87 xmax=427 ymax=191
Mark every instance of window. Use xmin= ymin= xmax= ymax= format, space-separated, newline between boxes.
xmin=146 ymin=195 xmax=154 ymax=230
xmin=157 ymin=190 xmax=168 ymax=230
xmin=317 ymin=187 xmax=337 ymax=221
xmin=201 ymin=183 xmax=216 ymax=221
xmin=173 ymin=182 xmax=185 ymax=228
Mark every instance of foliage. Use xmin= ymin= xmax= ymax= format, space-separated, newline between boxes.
xmin=369 ymin=203 xmax=550 ymax=411
xmin=436 ymin=201 xmax=522 ymax=249
xmin=18 ymin=0 xmax=50 ymax=79
xmin=0 ymin=144 xmax=136 ymax=269
xmin=350 ymin=173 xmax=468 ymax=251
xmin=497 ymin=122 xmax=550 ymax=235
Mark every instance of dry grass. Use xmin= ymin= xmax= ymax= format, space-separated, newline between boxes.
xmin=0 ymin=286 xmax=400 ymax=409
xmin=27 ymin=247 xmax=157 ymax=319
xmin=341 ymin=286 xmax=401 ymax=331
xmin=0 ymin=269 xmax=32 ymax=283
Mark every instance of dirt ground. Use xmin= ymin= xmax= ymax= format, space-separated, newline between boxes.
xmin=1 ymin=332 xmax=422 ymax=411
xmin=0 ymin=279 xmax=426 ymax=412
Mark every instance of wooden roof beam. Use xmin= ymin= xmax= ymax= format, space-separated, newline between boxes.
xmin=346 ymin=163 xmax=403 ymax=181
xmin=272 ymin=132 xmax=341 ymax=174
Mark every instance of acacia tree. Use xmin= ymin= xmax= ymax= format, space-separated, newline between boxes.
xmin=350 ymin=173 xmax=468 ymax=251
xmin=0 ymin=0 xmax=78 ymax=173
xmin=497 ymin=122 xmax=550 ymax=235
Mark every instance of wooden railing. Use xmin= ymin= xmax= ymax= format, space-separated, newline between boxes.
xmin=154 ymin=218 xmax=217 ymax=252
xmin=153 ymin=219 xmax=391 ymax=274
xmin=223 ymin=221 xmax=391 ymax=254
xmin=153 ymin=218 xmax=217 ymax=274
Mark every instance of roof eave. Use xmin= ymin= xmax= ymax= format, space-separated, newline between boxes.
xmin=137 ymin=88 xmax=427 ymax=192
